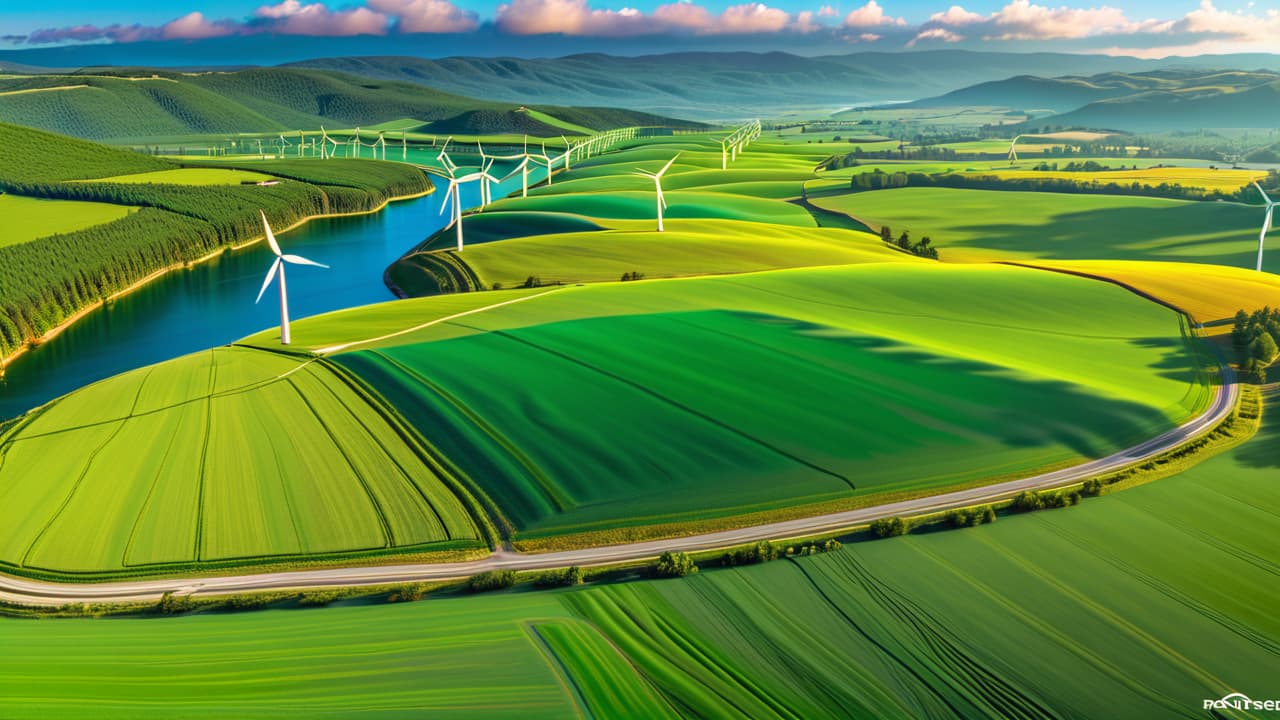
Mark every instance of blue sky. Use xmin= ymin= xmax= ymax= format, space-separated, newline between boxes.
xmin=1 ymin=0 xmax=1277 ymax=60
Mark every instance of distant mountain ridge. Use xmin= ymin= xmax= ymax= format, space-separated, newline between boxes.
xmin=899 ymin=68 xmax=1280 ymax=131
xmin=285 ymin=51 xmax=1280 ymax=119
xmin=0 ymin=67 xmax=696 ymax=141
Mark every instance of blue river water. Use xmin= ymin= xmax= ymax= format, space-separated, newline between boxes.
xmin=0 ymin=158 xmax=524 ymax=421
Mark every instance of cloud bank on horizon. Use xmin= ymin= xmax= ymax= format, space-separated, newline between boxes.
xmin=5 ymin=0 xmax=1279 ymax=57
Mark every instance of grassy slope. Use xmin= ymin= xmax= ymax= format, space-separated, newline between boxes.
xmin=3 ymin=391 xmax=1273 ymax=718
xmin=388 ymin=135 xmax=840 ymax=294
xmin=0 ymin=347 xmax=481 ymax=576
xmin=809 ymin=186 xmax=1264 ymax=267
xmin=309 ymin=262 xmax=1209 ymax=539
xmin=0 ymin=194 xmax=136 ymax=248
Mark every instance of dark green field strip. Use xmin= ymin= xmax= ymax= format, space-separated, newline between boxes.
xmin=529 ymin=620 xmax=679 ymax=719
xmin=334 ymin=292 xmax=1205 ymax=539
xmin=415 ymin=211 xmax=606 ymax=252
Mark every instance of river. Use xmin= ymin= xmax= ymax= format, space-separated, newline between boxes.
xmin=0 ymin=157 xmax=528 ymax=421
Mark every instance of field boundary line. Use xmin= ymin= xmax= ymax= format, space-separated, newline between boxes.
xmin=311 ymin=286 xmax=568 ymax=355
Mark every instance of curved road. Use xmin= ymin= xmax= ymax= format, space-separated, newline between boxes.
xmin=0 ymin=371 xmax=1237 ymax=607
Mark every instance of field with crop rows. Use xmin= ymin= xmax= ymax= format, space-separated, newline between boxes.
xmin=5 ymin=389 xmax=1270 ymax=718
xmin=316 ymin=262 xmax=1213 ymax=540
xmin=0 ymin=347 xmax=480 ymax=576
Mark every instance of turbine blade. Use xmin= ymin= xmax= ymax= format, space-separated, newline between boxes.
xmin=1256 ymin=181 xmax=1274 ymax=205
xmin=255 ymin=258 xmax=281 ymax=304
xmin=657 ymin=152 xmax=681 ymax=177
xmin=281 ymin=254 xmax=328 ymax=269
xmin=260 ymin=211 xmax=282 ymax=256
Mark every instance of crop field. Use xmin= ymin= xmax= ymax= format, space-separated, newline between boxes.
xmin=0 ymin=194 xmax=136 ymax=248
xmin=0 ymin=347 xmax=480 ymax=576
xmin=7 ymin=387 xmax=1269 ymax=718
xmin=314 ymin=262 xmax=1211 ymax=539
xmin=975 ymin=166 xmax=1266 ymax=191
xmin=809 ymin=187 xmax=1265 ymax=267
xmin=88 ymin=168 xmax=277 ymax=185
xmin=1013 ymin=260 xmax=1280 ymax=329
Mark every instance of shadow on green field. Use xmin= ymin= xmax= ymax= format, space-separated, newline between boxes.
xmin=335 ymin=309 xmax=1197 ymax=535
xmin=945 ymin=202 xmax=1260 ymax=268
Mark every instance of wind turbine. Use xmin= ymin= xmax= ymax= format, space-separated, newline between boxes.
xmin=402 ymin=131 xmax=408 ymax=161
xmin=1255 ymin=182 xmax=1276 ymax=273
xmin=254 ymin=211 xmax=328 ymax=346
xmin=1008 ymin=135 xmax=1021 ymax=164
xmin=320 ymin=126 xmax=338 ymax=159
xmin=634 ymin=153 xmax=680 ymax=233
xmin=438 ymin=166 xmax=484 ymax=252
xmin=561 ymin=136 xmax=574 ymax=170
xmin=477 ymin=159 xmax=500 ymax=207
xmin=278 ymin=133 xmax=291 ymax=159
xmin=256 ymin=138 xmax=265 ymax=159
xmin=377 ymin=132 xmax=387 ymax=161
xmin=297 ymin=130 xmax=305 ymax=157
xmin=353 ymin=127 xmax=362 ymax=159
xmin=718 ymin=137 xmax=729 ymax=170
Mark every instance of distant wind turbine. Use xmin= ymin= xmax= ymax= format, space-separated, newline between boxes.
xmin=634 ymin=153 xmax=680 ymax=232
xmin=1008 ymin=135 xmax=1021 ymax=164
xmin=1255 ymin=181 xmax=1276 ymax=272
xmin=477 ymin=159 xmax=500 ymax=207
xmin=254 ymin=211 xmax=328 ymax=346
xmin=439 ymin=166 xmax=484 ymax=252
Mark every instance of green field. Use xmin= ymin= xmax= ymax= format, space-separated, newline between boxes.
xmin=89 ymin=168 xmax=277 ymax=186
xmin=0 ymin=261 xmax=1212 ymax=565
xmin=3 ymin=390 xmax=1270 ymax=718
xmin=808 ymin=187 xmax=1265 ymax=267
xmin=322 ymin=262 xmax=1208 ymax=541
xmin=0 ymin=194 xmax=136 ymax=248
xmin=0 ymin=347 xmax=481 ymax=575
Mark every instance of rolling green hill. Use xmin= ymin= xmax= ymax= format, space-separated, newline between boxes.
xmin=0 ymin=68 xmax=697 ymax=141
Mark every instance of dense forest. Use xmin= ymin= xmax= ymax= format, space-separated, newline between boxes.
xmin=0 ymin=123 xmax=430 ymax=363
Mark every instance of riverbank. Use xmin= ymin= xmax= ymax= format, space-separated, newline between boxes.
xmin=0 ymin=184 xmax=434 ymax=381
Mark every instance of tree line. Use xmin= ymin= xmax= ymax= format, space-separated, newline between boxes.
xmin=1231 ymin=307 xmax=1280 ymax=383
xmin=0 ymin=161 xmax=430 ymax=362
xmin=848 ymin=168 xmax=1280 ymax=203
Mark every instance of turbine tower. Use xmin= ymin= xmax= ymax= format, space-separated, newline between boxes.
xmin=254 ymin=211 xmax=328 ymax=346
xmin=634 ymin=153 xmax=680 ymax=233
xmin=439 ymin=167 xmax=484 ymax=252
xmin=1255 ymin=182 xmax=1276 ymax=273
xmin=1008 ymin=135 xmax=1021 ymax=164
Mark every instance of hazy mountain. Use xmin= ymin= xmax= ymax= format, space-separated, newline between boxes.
xmin=1037 ymin=73 xmax=1280 ymax=132
xmin=0 ymin=67 xmax=696 ymax=141
xmin=898 ymin=68 xmax=1280 ymax=131
xmin=286 ymin=51 xmax=1280 ymax=118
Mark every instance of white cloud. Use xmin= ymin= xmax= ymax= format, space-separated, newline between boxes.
xmin=367 ymin=0 xmax=479 ymax=32
xmin=929 ymin=5 xmax=983 ymax=25
xmin=843 ymin=1 xmax=905 ymax=28
xmin=908 ymin=27 xmax=964 ymax=45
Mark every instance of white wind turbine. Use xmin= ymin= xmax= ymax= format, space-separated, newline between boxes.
xmin=254 ymin=211 xmax=328 ymax=346
xmin=1254 ymin=182 xmax=1276 ymax=273
xmin=402 ymin=131 xmax=408 ymax=161
xmin=438 ymin=166 xmax=485 ymax=252
xmin=477 ymin=158 xmax=501 ymax=207
xmin=377 ymin=132 xmax=387 ymax=160
xmin=320 ymin=126 xmax=338 ymax=159
xmin=277 ymin=133 xmax=291 ymax=159
xmin=634 ymin=153 xmax=680 ymax=233
xmin=1008 ymin=135 xmax=1021 ymax=164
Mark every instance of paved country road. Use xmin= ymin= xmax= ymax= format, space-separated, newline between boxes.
xmin=0 ymin=372 xmax=1238 ymax=607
